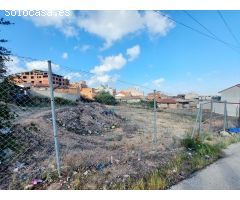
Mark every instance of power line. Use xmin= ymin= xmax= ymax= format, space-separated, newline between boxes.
xmin=217 ymin=10 xmax=240 ymax=47
xmin=158 ymin=11 xmax=240 ymax=55
xmin=183 ymin=11 xmax=231 ymax=44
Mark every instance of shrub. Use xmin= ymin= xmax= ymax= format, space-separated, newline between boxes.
xmin=54 ymin=97 xmax=77 ymax=106
xmin=181 ymin=135 xmax=221 ymax=157
xmin=95 ymin=92 xmax=117 ymax=105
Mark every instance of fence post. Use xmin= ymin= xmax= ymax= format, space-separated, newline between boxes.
xmin=153 ymin=89 xmax=157 ymax=144
xmin=48 ymin=60 xmax=61 ymax=177
xmin=223 ymin=101 xmax=228 ymax=131
xmin=198 ymin=103 xmax=202 ymax=135
xmin=191 ymin=106 xmax=200 ymax=138
xmin=77 ymin=86 xmax=81 ymax=101
xmin=238 ymin=101 xmax=240 ymax=127
xmin=208 ymin=100 xmax=213 ymax=132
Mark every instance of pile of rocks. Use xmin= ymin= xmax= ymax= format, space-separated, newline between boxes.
xmin=55 ymin=102 xmax=124 ymax=135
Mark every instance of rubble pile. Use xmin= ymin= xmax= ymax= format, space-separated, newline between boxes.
xmin=55 ymin=102 xmax=124 ymax=135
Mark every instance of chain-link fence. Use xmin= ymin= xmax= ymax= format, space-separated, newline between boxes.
xmin=192 ymin=100 xmax=240 ymax=136
xmin=1 ymin=61 xmax=239 ymax=189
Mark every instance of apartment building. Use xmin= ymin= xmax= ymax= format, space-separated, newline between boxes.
xmin=12 ymin=70 xmax=69 ymax=87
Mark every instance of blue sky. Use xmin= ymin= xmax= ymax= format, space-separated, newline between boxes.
xmin=1 ymin=10 xmax=240 ymax=95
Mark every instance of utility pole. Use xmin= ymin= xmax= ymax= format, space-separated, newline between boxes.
xmin=153 ymin=90 xmax=157 ymax=144
xmin=48 ymin=60 xmax=61 ymax=177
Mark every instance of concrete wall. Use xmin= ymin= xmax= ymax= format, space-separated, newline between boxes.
xmin=200 ymin=101 xmax=239 ymax=117
xmin=213 ymin=102 xmax=239 ymax=117
xmin=30 ymin=88 xmax=80 ymax=101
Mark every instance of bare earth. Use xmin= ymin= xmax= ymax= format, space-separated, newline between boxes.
xmin=1 ymin=103 xmax=195 ymax=189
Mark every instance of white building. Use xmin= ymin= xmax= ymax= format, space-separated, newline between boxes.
xmin=213 ymin=84 xmax=240 ymax=117
xmin=185 ymin=92 xmax=199 ymax=100
xmin=220 ymin=84 xmax=240 ymax=103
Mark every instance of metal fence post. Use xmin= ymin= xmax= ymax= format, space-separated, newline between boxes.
xmin=153 ymin=89 xmax=157 ymax=144
xmin=77 ymin=86 xmax=81 ymax=101
xmin=223 ymin=101 xmax=228 ymax=131
xmin=208 ymin=100 xmax=213 ymax=132
xmin=238 ymin=101 xmax=240 ymax=127
xmin=191 ymin=106 xmax=200 ymax=138
xmin=48 ymin=60 xmax=61 ymax=177
xmin=198 ymin=103 xmax=202 ymax=135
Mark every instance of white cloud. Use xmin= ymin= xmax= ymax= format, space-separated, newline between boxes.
xmin=77 ymin=11 xmax=143 ymax=49
xmin=126 ymin=45 xmax=140 ymax=61
xmin=143 ymin=11 xmax=175 ymax=36
xmin=62 ymin=52 xmax=68 ymax=59
xmin=76 ymin=11 xmax=174 ymax=49
xmin=74 ymin=44 xmax=92 ymax=52
xmin=24 ymin=11 xmax=175 ymax=49
xmin=152 ymin=78 xmax=165 ymax=88
xmin=25 ymin=10 xmax=77 ymax=37
xmin=80 ymin=44 xmax=91 ymax=52
xmin=90 ymin=54 xmax=127 ymax=75
xmin=6 ymin=56 xmax=26 ymax=75
xmin=25 ymin=61 xmax=60 ymax=71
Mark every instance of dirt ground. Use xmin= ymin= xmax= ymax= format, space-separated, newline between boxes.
xmin=0 ymin=103 xmax=195 ymax=189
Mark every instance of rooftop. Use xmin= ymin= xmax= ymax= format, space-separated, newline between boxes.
xmin=219 ymin=84 xmax=240 ymax=93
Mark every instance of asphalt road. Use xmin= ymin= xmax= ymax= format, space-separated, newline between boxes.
xmin=171 ymin=142 xmax=240 ymax=190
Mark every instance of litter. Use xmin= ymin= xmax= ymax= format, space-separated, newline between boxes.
xmin=32 ymin=179 xmax=43 ymax=185
xmin=228 ymin=128 xmax=240 ymax=134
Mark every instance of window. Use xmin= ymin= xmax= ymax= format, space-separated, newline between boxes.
xmin=43 ymin=75 xmax=48 ymax=78
xmin=39 ymin=81 xmax=42 ymax=83
xmin=31 ymin=76 xmax=34 ymax=79
xmin=31 ymin=81 xmax=34 ymax=84
xmin=23 ymin=76 xmax=27 ymax=79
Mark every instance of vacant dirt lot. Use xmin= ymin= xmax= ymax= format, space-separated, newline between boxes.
xmin=0 ymin=103 xmax=195 ymax=189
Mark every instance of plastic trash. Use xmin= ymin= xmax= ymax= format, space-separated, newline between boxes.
xmin=228 ymin=128 xmax=240 ymax=133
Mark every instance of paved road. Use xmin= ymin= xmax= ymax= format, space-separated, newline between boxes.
xmin=171 ymin=142 xmax=240 ymax=190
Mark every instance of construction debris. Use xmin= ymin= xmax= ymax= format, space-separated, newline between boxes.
xmin=55 ymin=102 xmax=124 ymax=135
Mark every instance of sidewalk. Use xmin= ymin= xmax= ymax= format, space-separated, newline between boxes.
xmin=171 ymin=142 xmax=240 ymax=190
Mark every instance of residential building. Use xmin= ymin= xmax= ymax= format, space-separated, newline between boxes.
xmin=69 ymin=80 xmax=88 ymax=89
xmin=214 ymin=84 xmax=240 ymax=117
xmin=95 ymin=85 xmax=116 ymax=96
xmin=157 ymin=98 xmax=177 ymax=109
xmin=115 ymin=91 xmax=132 ymax=100
xmin=147 ymin=91 xmax=168 ymax=101
xmin=12 ymin=69 xmax=69 ymax=87
xmin=219 ymin=84 xmax=240 ymax=103
xmin=185 ymin=92 xmax=199 ymax=100
xmin=124 ymin=88 xmax=144 ymax=97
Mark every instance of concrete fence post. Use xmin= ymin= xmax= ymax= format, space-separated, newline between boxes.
xmin=153 ymin=89 xmax=157 ymax=144
xmin=48 ymin=60 xmax=61 ymax=177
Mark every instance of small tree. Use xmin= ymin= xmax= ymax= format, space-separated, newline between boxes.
xmin=95 ymin=91 xmax=117 ymax=105
xmin=0 ymin=18 xmax=12 ymax=80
